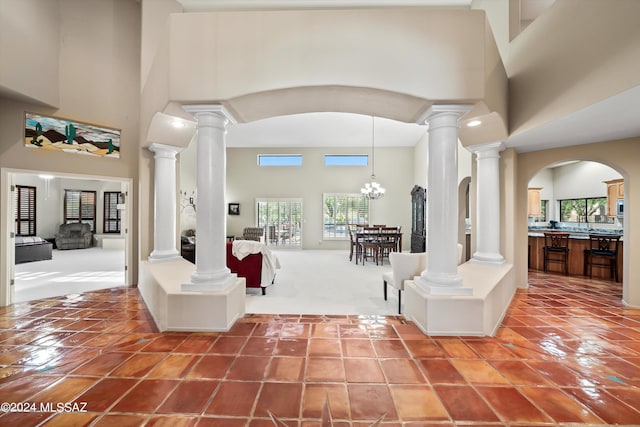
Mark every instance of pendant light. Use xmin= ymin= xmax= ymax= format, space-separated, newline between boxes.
xmin=361 ymin=116 xmax=385 ymax=200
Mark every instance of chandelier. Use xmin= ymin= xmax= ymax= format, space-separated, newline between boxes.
xmin=361 ymin=116 xmax=385 ymax=200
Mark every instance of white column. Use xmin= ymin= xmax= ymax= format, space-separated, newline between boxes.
xmin=148 ymin=143 xmax=182 ymax=263
xmin=414 ymin=105 xmax=472 ymax=295
xmin=470 ymin=142 xmax=505 ymax=264
xmin=182 ymin=105 xmax=237 ymax=291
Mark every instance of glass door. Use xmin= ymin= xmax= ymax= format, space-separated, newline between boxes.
xmin=257 ymin=199 xmax=303 ymax=248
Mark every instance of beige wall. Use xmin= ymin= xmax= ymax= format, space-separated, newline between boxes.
xmin=516 ymin=138 xmax=640 ymax=307
xmin=472 ymin=0 xmax=510 ymax=61
xmin=0 ymin=0 xmax=141 ymax=304
xmin=139 ymin=5 xmax=509 ymax=262
xmin=0 ymin=0 xmax=60 ymax=107
xmin=221 ymin=146 xmax=414 ymax=251
xmin=168 ymin=9 xmax=506 ymax=124
xmin=177 ymin=130 xmax=472 ymax=252
xmin=508 ymin=0 xmax=640 ymax=137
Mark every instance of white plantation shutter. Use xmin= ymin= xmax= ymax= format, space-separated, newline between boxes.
xmin=15 ymin=186 xmax=36 ymax=236
xmin=104 ymin=192 xmax=122 ymax=233
xmin=64 ymin=190 xmax=96 ymax=232
xmin=323 ymin=193 xmax=369 ymax=239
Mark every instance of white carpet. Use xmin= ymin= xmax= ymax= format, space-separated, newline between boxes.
xmin=14 ymin=247 xmax=125 ymax=303
xmin=14 ymin=247 xmax=399 ymax=316
xmin=245 ymin=249 xmax=397 ymax=316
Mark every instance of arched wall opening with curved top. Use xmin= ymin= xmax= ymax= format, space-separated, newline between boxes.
xmin=517 ymin=139 xmax=640 ymax=307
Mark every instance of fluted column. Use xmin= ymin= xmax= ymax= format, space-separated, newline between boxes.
xmin=148 ymin=143 xmax=182 ymax=263
xmin=414 ymin=105 xmax=472 ymax=295
xmin=182 ymin=105 xmax=236 ymax=291
xmin=470 ymin=142 xmax=505 ymax=264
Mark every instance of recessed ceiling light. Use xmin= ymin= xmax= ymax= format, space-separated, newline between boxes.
xmin=39 ymin=174 xmax=54 ymax=180
xmin=467 ymin=120 xmax=482 ymax=127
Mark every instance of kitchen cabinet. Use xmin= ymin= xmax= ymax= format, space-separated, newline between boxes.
xmin=528 ymin=188 xmax=542 ymax=217
xmin=605 ymin=179 xmax=624 ymax=217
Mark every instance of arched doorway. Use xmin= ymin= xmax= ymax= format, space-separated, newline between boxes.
xmin=526 ymin=160 xmax=625 ymax=285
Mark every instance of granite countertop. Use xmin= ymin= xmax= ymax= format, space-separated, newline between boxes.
xmin=528 ymin=228 xmax=624 ymax=241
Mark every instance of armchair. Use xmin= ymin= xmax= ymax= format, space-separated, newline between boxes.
xmin=382 ymin=244 xmax=463 ymax=313
xmin=55 ymin=223 xmax=92 ymax=250
xmin=382 ymin=252 xmax=427 ymax=314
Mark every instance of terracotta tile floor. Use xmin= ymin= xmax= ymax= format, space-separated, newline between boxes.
xmin=1 ymin=270 xmax=639 ymax=426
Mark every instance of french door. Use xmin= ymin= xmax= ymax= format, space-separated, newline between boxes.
xmin=256 ymin=199 xmax=302 ymax=248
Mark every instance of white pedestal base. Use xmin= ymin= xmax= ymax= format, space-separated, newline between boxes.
xmin=148 ymin=250 xmax=182 ymax=263
xmin=405 ymin=262 xmax=515 ymax=336
xmin=471 ymin=252 xmax=506 ymax=265
xmin=414 ymin=276 xmax=473 ymax=295
xmin=139 ymin=259 xmax=246 ymax=332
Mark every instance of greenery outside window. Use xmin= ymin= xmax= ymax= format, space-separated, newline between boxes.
xmin=323 ymin=193 xmax=369 ymax=240
xmin=559 ymin=197 xmax=612 ymax=224
xmin=64 ymin=190 xmax=97 ymax=232
xmin=256 ymin=199 xmax=303 ymax=248
xmin=15 ymin=185 xmax=36 ymax=236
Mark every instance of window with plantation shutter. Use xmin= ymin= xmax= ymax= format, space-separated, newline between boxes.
xmin=323 ymin=193 xmax=369 ymax=240
xmin=256 ymin=198 xmax=303 ymax=248
xmin=15 ymin=186 xmax=36 ymax=236
xmin=64 ymin=190 xmax=96 ymax=232
xmin=104 ymin=192 xmax=122 ymax=233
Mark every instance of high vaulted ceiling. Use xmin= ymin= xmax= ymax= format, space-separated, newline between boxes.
xmin=174 ymin=0 xmax=639 ymax=152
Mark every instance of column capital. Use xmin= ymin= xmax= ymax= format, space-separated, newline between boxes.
xmin=148 ymin=143 xmax=183 ymax=159
xmin=416 ymin=104 xmax=473 ymax=126
xmin=183 ymin=104 xmax=238 ymax=125
xmin=468 ymin=141 xmax=505 ymax=159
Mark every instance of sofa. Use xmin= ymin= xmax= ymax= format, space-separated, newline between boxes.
xmin=15 ymin=236 xmax=53 ymax=264
xmin=55 ymin=223 xmax=92 ymax=250
xmin=226 ymin=242 xmax=267 ymax=293
xmin=181 ymin=241 xmax=276 ymax=294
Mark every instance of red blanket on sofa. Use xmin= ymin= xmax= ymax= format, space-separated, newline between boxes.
xmin=226 ymin=242 xmax=264 ymax=292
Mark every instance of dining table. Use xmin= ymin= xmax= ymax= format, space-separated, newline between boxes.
xmin=353 ymin=227 xmax=403 ymax=265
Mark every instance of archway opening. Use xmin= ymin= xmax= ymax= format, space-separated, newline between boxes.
xmin=526 ymin=160 xmax=625 ymax=286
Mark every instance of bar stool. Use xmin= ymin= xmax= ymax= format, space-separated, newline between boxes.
xmin=543 ymin=232 xmax=570 ymax=275
xmin=584 ymin=234 xmax=621 ymax=282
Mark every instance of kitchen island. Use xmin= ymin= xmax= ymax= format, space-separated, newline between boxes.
xmin=528 ymin=229 xmax=623 ymax=280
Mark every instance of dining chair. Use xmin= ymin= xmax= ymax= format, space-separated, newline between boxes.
xmin=359 ymin=226 xmax=381 ymax=265
xmin=381 ymin=243 xmax=463 ymax=313
xmin=347 ymin=223 xmax=357 ymax=262
xmin=378 ymin=227 xmax=400 ymax=264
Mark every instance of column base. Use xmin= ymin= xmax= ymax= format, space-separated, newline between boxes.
xmin=149 ymin=249 xmax=182 ymax=263
xmin=139 ymin=259 xmax=246 ymax=332
xmin=404 ymin=261 xmax=515 ymax=336
xmin=471 ymin=252 xmax=505 ymax=265
xmin=414 ymin=273 xmax=473 ymax=295
xmin=182 ymin=271 xmax=236 ymax=292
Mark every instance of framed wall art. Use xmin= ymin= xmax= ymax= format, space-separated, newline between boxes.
xmin=228 ymin=203 xmax=240 ymax=215
xmin=24 ymin=112 xmax=121 ymax=159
